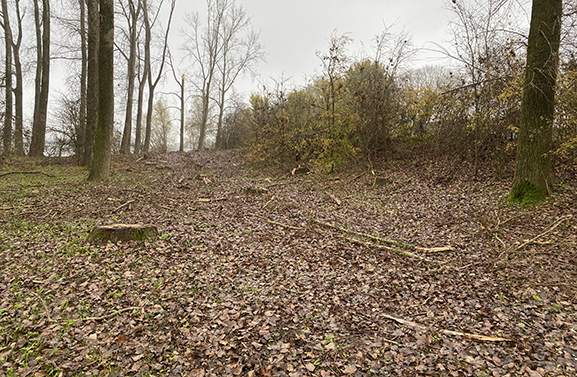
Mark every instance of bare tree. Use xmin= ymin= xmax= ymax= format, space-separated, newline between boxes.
xmin=119 ymin=0 xmax=142 ymax=154
xmin=141 ymin=0 xmax=175 ymax=153
xmin=167 ymin=51 xmax=186 ymax=151
xmin=182 ymin=0 xmax=229 ymax=150
xmin=443 ymin=0 xmax=527 ymax=174
xmin=84 ymin=0 xmax=99 ymax=166
xmin=29 ymin=0 xmax=51 ymax=157
xmin=150 ymin=98 xmax=172 ymax=153
xmin=10 ymin=0 xmax=24 ymax=156
xmin=1 ymin=0 xmax=13 ymax=156
xmin=77 ymin=0 xmax=87 ymax=161
xmin=214 ymin=3 xmax=263 ymax=149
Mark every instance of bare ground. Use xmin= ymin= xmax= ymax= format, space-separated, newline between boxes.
xmin=0 ymin=150 xmax=576 ymax=377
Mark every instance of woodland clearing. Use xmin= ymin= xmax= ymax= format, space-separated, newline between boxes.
xmin=0 ymin=150 xmax=576 ymax=376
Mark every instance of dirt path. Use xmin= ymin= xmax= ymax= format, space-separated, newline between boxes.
xmin=0 ymin=151 xmax=576 ymax=376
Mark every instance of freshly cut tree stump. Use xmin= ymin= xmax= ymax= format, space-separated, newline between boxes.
xmin=89 ymin=224 xmax=158 ymax=242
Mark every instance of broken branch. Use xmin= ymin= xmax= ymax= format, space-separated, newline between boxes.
xmin=324 ymin=191 xmax=342 ymax=206
xmin=381 ymin=313 xmax=511 ymax=342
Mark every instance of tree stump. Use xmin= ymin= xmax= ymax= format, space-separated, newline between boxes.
xmin=89 ymin=224 xmax=158 ymax=242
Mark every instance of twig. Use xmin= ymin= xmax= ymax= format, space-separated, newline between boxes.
xmin=113 ymin=199 xmax=135 ymax=212
xmin=324 ymin=191 xmax=342 ymax=206
xmin=0 ymin=171 xmax=55 ymax=178
xmin=345 ymin=236 xmax=437 ymax=264
xmin=263 ymin=195 xmax=276 ymax=209
xmin=380 ymin=313 xmax=511 ymax=342
xmin=516 ymin=215 xmax=572 ymax=250
xmin=84 ymin=306 xmax=143 ymax=321
xmin=197 ymin=197 xmax=228 ymax=202
xmin=311 ymin=218 xmax=417 ymax=250
xmin=257 ymin=215 xmax=303 ymax=231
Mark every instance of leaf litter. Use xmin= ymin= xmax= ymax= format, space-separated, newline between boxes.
xmin=0 ymin=150 xmax=576 ymax=376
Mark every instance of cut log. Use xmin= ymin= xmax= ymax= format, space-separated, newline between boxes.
xmin=89 ymin=224 xmax=158 ymax=242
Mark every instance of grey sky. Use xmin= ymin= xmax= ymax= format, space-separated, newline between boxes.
xmin=172 ymin=0 xmax=453 ymax=97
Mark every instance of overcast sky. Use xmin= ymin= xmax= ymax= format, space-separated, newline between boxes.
xmin=170 ymin=0 xmax=454 ymax=97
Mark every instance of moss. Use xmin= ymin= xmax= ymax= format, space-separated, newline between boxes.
xmin=508 ymin=180 xmax=546 ymax=207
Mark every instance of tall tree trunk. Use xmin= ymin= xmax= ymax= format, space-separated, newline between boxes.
xmin=88 ymin=0 xmax=114 ymax=181
xmin=84 ymin=0 xmax=99 ymax=166
xmin=77 ymin=0 xmax=87 ymax=162
xmin=120 ymin=0 xmax=141 ymax=154
xmin=142 ymin=0 xmax=175 ymax=153
xmin=141 ymin=0 xmax=152 ymax=153
xmin=134 ymin=66 xmax=148 ymax=154
xmin=1 ymin=0 xmax=13 ymax=157
xmin=29 ymin=0 xmax=51 ymax=157
xmin=510 ymin=0 xmax=563 ymax=204
xmin=180 ymin=74 xmax=185 ymax=151
xmin=12 ymin=0 xmax=24 ymax=156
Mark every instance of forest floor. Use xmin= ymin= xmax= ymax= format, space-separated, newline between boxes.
xmin=0 ymin=150 xmax=576 ymax=377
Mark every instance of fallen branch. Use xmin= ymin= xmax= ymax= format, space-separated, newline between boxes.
xmin=517 ymin=214 xmax=572 ymax=250
xmin=263 ymin=195 xmax=276 ymax=209
xmin=84 ymin=307 xmax=143 ymax=321
xmin=324 ymin=191 xmax=342 ymax=206
xmin=346 ymin=237 xmax=437 ymax=264
xmin=198 ymin=197 xmax=228 ymax=203
xmin=256 ymin=215 xmax=303 ymax=231
xmin=113 ymin=199 xmax=135 ymax=212
xmin=381 ymin=313 xmax=511 ymax=342
xmin=311 ymin=218 xmax=417 ymax=250
xmin=415 ymin=246 xmax=454 ymax=253
xmin=0 ymin=171 xmax=55 ymax=178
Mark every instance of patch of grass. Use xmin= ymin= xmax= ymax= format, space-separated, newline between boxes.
xmin=508 ymin=181 xmax=546 ymax=207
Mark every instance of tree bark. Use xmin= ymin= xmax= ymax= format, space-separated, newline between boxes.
xmin=510 ymin=0 xmax=563 ymax=204
xmin=1 ymin=0 xmax=13 ymax=157
xmin=141 ymin=0 xmax=153 ymax=153
xmin=142 ymin=0 xmax=175 ymax=153
xmin=84 ymin=0 xmax=99 ymax=166
xmin=29 ymin=0 xmax=51 ymax=157
xmin=120 ymin=0 xmax=141 ymax=154
xmin=77 ymin=0 xmax=87 ymax=162
xmin=180 ymin=74 xmax=185 ymax=151
xmin=12 ymin=0 xmax=24 ymax=156
xmin=88 ymin=0 xmax=114 ymax=181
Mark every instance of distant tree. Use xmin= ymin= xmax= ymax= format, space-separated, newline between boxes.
xmin=141 ymin=0 xmax=175 ymax=153
xmin=510 ymin=0 xmax=563 ymax=204
xmin=316 ymin=31 xmax=352 ymax=131
xmin=214 ymin=2 xmax=264 ymax=149
xmin=29 ymin=0 xmax=51 ymax=157
xmin=167 ymin=52 xmax=186 ymax=151
xmin=119 ymin=0 xmax=142 ymax=154
xmin=88 ymin=0 xmax=114 ymax=181
xmin=182 ymin=0 xmax=231 ymax=150
xmin=444 ymin=0 xmax=527 ymax=175
xmin=150 ymin=99 xmax=172 ymax=153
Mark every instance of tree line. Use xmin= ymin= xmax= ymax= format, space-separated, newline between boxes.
xmin=0 ymin=0 xmax=575 ymax=203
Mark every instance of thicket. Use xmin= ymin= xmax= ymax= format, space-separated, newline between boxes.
xmin=221 ymin=18 xmax=577 ymax=175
